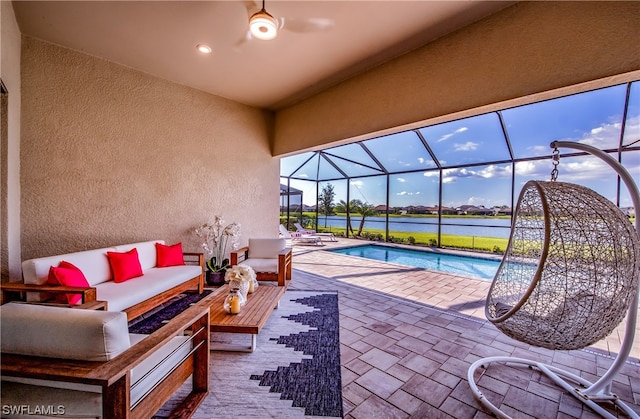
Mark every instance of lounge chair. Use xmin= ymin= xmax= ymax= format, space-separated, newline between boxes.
xmin=279 ymin=224 xmax=321 ymax=246
xmin=294 ymin=223 xmax=337 ymax=242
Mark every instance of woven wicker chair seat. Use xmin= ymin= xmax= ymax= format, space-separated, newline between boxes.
xmin=486 ymin=180 xmax=640 ymax=350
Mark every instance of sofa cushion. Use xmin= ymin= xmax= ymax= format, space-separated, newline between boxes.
xmin=0 ymin=303 xmax=131 ymax=362
xmin=156 ymin=242 xmax=185 ymax=267
xmin=48 ymin=262 xmax=91 ymax=304
xmin=248 ymin=238 xmax=286 ymax=259
xmin=22 ymin=246 xmax=116 ymax=287
xmin=107 ymin=248 xmax=144 ymax=283
xmin=114 ymin=240 xmax=163 ymax=271
xmin=95 ymin=265 xmax=202 ymax=312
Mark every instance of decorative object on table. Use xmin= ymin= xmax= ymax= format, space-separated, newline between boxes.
xmin=248 ymin=275 xmax=259 ymax=294
xmin=224 ymin=265 xmax=256 ymax=301
xmin=468 ymin=141 xmax=640 ymax=419
xmin=194 ymin=215 xmax=241 ymax=286
xmin=223 ymin=288 xmax=243 ymax=314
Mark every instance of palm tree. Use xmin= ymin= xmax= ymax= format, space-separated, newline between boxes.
xmin=335 ymin=199 xmax=355 ymax=235
xmin=352 ymin=199 xmax=378 ymax=236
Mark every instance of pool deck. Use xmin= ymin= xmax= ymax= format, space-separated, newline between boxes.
xmin=288 ymin=237 xmax=640 ymax=418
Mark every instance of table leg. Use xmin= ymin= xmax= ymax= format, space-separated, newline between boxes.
xmin=209 ymin=333 xmax=257 ymax=353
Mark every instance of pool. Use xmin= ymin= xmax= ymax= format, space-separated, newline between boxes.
xmin=330 ymin=244 xmax=501 ymax=280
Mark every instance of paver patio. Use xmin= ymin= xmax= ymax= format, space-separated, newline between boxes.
xmin=289 ymin=238 xmax=640 ymax=418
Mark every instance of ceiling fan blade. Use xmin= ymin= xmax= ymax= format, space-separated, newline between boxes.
xmin=242 ymin=0 xmax=260 ymax=17
xmin=280 ymin=17 xmax=335 ymax=33
xmin=233 ymin=30 xmax=253 ymax=49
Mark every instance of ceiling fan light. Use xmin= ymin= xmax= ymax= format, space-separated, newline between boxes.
xmin=250 ymin=10 xmax=278 ymax=40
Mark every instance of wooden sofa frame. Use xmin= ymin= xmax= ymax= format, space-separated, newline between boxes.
xmin=1 ymin=302 xmax=210 ymax=419
xmin=230 ymin=246 xmax=292 ymax=286
xmin=0 ymin=252 xmax=205 ymax=321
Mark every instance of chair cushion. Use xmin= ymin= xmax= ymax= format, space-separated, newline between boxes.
xmin=248 ymin=238 xmax=285 ymax=259
xmin=239 ymin=258 xmax=279 ymax=273
xmin=0 ymin=303 xmax=131 ymax=362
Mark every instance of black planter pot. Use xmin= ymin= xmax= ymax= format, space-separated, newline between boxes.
xmin=206 ymin=270 xmax=226 ymax=286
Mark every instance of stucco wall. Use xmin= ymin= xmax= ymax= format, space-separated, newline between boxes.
xmin=21 ymin=37 xmax=277 ymax=260
xmin=1 ymin=1 xmax=22 ymax=281
xmin=274 ymin=1 xmax=640 ymax=155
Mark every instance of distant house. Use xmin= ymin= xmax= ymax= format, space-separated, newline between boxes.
xmin=493 ymin=207 xmax=513 ymax=216
xmin=375 ymin=205 xmax=390 ymax=214
xmin=621 ymin=207 xmax=636 ymax=218
xmin=457 ymin=205 xmax=494 ymax=215
xmin=426 ymin=206 xmax=457 ymax=215
xmin=406 ymin=205 xmax=430 ymax=214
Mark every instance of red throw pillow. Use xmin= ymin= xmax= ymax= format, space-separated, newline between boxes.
xmin=156 ymin=242 xmax=185 ymax=267
xmin=48 ymin=261 xmax=90 ymax=305
xmin=107 ymin=248 xmax=144 ymax=283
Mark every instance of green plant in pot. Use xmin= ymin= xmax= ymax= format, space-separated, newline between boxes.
xmin=194 ymin=215 xmax=241 ymax=286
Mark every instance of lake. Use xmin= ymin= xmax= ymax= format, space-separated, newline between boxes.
xmin=312 ymin=215 xmax=513 ymax=239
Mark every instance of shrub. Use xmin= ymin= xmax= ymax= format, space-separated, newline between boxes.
xmin=428 ymin=238 xmax=438 ymax=247
xmin=407 ymin=236 xmax=416 ymax=245
xmin=492 ymin=245 xmax=503 ymax=254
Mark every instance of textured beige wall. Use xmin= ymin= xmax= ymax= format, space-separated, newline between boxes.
xmin=1 ymin=1 xmax=22 ymax=281
xmin=21 ymin=37 xmax=278 ymax=260
xmin=274 ymin=1 xmax=640 ymax=155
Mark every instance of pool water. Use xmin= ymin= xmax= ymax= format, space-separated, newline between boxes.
xmin=330 ymin=244 xmax=501 ymax=280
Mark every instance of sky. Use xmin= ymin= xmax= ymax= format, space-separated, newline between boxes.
xmin=281 ymin=82 xmax=640 ymax=209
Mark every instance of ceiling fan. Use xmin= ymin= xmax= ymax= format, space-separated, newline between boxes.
xmin=242 ymin=0 xmax=334 ymax=42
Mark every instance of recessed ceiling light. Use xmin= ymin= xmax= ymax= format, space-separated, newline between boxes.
xmin=196 ymin=44 xmax=212 ymax=54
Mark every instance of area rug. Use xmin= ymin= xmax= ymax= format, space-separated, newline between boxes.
xmin=128 ymin=290 xmax=213 ymax=334
xmin=153 ymin=289 xmax=343 ymax=419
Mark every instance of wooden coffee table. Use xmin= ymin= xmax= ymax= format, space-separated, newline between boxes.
xmin=202 ymin=284 xmax=286 ymax=352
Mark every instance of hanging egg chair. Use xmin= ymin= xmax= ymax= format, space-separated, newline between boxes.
xmin=486 ymin=180 xmax=639 ymax=350
xmin=468 ymin=141 xmax=640 ymax=419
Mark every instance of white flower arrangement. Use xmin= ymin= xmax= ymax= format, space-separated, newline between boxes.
xmin=194 ymin=215 xmax=241 ymax=273
xmin=224 ymin=265 xmax=256 ymax=285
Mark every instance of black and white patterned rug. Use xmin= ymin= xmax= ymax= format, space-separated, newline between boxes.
xmin=154 ymin=289 xmax=343 ymax=419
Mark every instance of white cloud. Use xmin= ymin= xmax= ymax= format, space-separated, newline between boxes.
xmin=397 ymin=177 xmax=406 ymax=183
xmin=477 ymin=164 xmax=511 ymax=179
xmin=397 ymin=191 xmax=407 ymax=196
xmin=350 ymin=180 xmax=363 ymax=187
xmin=453 ymin=141 xmax=479 ymax=152
xmin=577 ymin=120 xmax=622 ymax=149
xmin=440 ymin=164 xmax=512 ymax=182
xmin=417 ymin=157 xmax=425 ymax=164
xmin=515 ymin=160 xmax=546 ymax=177
xmin=437 ymin=127 xmax=468 ymax=142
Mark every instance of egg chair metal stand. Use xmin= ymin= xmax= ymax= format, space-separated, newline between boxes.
xmin=467 ymin=141 xmax=640 ymax=419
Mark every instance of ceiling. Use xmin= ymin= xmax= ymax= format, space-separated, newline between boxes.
xmin=12 ymin=1 xmax=514 ymax=110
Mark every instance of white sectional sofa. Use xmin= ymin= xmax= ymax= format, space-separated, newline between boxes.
xmin=1 ymin=301 xmax=210 ymax=419
xmin=7 ymin=240 xmax=204 ymax=320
